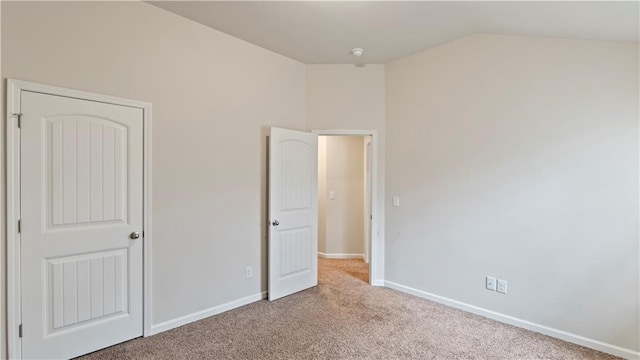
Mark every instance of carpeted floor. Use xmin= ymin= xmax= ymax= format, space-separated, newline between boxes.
xmin=80 ymin=258 xmax=617 ymax=360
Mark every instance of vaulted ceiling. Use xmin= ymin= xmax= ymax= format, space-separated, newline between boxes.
xmin=151 ymin=1 xmax=639 ymax=64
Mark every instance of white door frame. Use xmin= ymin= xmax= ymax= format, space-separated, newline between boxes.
xmin=311 ymin=129 xmax=381 ymax=286
xmin=364 ymin=138 xmax=372 ymax=264
xmin=6 ymin=79 xmax=154 ymax=359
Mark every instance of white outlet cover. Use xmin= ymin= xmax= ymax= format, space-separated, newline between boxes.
xmin=329 ymin=191 xmax=336 ymax=200
xmin=486 ymin=276 xmax=497 ymax=291
xmin=497 ymin=279 xmax=508 ymax=294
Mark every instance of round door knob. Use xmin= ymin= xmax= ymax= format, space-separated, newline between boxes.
xmin=130 ymin=231 xmax=141 ymax=240
xmin=272 ymin=220 xmax=280 ymax=226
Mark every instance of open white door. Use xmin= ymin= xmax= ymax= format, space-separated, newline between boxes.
xmin=269 ymin=127 xmax=318 ymax=301
xmin=20 ymin=91 xmax=143 ymax=359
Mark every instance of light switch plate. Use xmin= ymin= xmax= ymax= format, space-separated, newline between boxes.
xmin=329 ymin=191 xmax=336 ymax=200
xmin=392 ymin=196 xmax=400 ymax=207
xmin=497 ymin=279 xmax=508 ymax=294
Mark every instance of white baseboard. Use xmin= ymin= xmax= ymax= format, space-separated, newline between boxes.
xmin=147 ymin=291 xmax=267 ymax=336
xmin=384 ymin=281 xmax=639 ymax=360
xmin=318 ymin=251 xmax=364 ymax=259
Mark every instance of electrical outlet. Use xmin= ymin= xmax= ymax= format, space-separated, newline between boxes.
xmin=497 ymin=279 xmax=508 ymax=294
xmin=486 ymin=276 xmax=497 ymax=291
xmin=245 ymin=266 xmax=253 ymax=279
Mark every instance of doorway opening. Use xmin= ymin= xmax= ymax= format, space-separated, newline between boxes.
xmin=317 ymin=135 xmax=373 ymax=284
xmin=268 ymin=128 xmax=379 ymax=301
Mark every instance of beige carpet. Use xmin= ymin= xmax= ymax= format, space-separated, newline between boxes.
xmin=80 ymin=258 xmax=617 ymax=360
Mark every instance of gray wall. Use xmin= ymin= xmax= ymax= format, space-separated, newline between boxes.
xmin=386 ymin=33 xmax=639 ymax=352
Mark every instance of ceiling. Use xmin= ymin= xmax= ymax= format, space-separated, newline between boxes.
xmin=150 ymin=1 xmax=639 ymax=64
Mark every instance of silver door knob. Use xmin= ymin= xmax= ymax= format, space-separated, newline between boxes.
xmin=272 ymin=220 xmax=279 ymax=226
xmin=130 ymin=231 xmax=141 ymax=240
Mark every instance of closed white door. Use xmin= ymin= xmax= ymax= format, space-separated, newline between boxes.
xmin=269 ymin=127 xmax=318 ymax=301
xmin=20 ymin=91 xmax=143 ymax=359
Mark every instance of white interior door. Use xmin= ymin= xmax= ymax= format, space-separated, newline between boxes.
xmin=269 ymin=127 xmax=318 ymax=301
xmin=20 ymin=91 xmax=143 ymax=359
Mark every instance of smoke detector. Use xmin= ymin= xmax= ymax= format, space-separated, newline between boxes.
xmin=351 ymin=48 xmax=364 ymax=57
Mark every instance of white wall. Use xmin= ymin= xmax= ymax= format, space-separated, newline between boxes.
xmin=1 ymin=1 xmax=306 ymax=337
xmin=318 ymin=136 xmax=328 ymax=254
xmin=318 ymin=136 xmax=365 ymax=257
xmin=307 ymin=65 xmax=386 ymax=281
xmin=386 ymin=34 xmax=639 ymax=353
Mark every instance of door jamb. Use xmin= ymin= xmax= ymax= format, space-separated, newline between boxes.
xmin=6 ymin=79 xmax=154 ymax=359
xmin=364 ymin=138 xmax=372 ymax=264
xmin=311 ymin=129 xmax=381 ymax=286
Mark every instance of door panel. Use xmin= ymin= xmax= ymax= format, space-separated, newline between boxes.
xmin=49 ymin=116 xmax=128 ymax=228
xmin=279 ymin=227 xmax=313 ymax=277
xmin=269 ymin=128 xmax=318 ymax=301
xmin=20 ymin=91 xmax=143 ymax=359
xmin=47 ymin=249 xmax=128 ymax=333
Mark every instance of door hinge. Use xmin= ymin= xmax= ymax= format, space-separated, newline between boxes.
xmin=18 ymin=220 xmax=21 ymax=233
xmin=370 ymin=214 xmax=373 ymax=220
xmin=13 ymin=113 xmax=23 ymax=128
xmin=18 ymin=324 xmax=22 ymax=338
